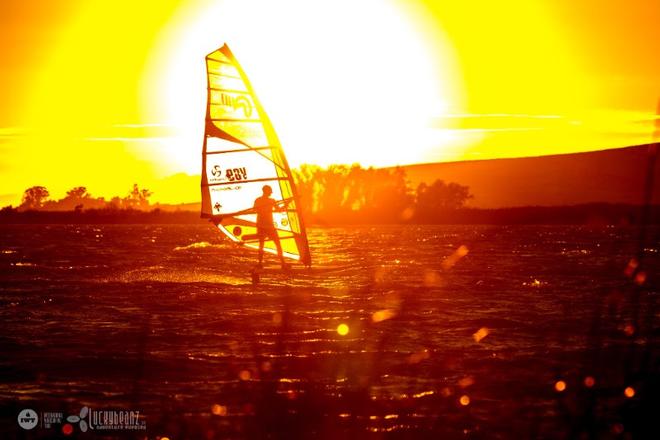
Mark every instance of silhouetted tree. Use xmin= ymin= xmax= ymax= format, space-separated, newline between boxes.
xmin=20 ymin=186 xmax=49 ymax=210
xmin=47 ymin=186 xmax=90 ymax=211
xmin=293 ymin=164 xmax=322 ymax=214
xmin=66 ymin=186 xmax=89 ymax=199
xmin=414 ymin=179 xmax=472 ymax=221
xmin=363 ymin=166 xmax=413 ymax=220
xmin=107 ymin=196 xmax=122 ymax=210
xmin=293 ymin=164 xmax=413 ymax=223
xmin=123 ymin=184 xmax=153 ymax=209
xmin=40 ymin=186 xmax=107 ymax=211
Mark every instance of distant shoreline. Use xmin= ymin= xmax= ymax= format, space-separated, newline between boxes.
xmin=1 ymin=204 xmax=658 ymax=225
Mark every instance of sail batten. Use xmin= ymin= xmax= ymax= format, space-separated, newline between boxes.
xmin=210 ymin=118 xmax=263 ymax=123
xmin=201 ymin=44 xmax=312 ymax=266
xmin=206 ymin=146 xmax=275 ymax=155
xmin=204 ymin=177 xmax=289 ymax=187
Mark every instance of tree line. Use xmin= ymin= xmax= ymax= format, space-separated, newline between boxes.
xmin=14 ymin=184 xmax=153 ymax=212
xmin=5 ymin=165 xmax=474 ymax=223
xmin=293 ymin=164 xmax=471 ymax=223
xmin=3 ymin=168 xmax=656 ymax=225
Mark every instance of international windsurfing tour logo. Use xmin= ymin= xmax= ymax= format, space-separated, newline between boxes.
xmin=17 ymin=409 xmax=38 ymax=430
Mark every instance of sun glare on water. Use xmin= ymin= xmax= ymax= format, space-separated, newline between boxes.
xmin=144 ymin=0 xmax=461 ymax=172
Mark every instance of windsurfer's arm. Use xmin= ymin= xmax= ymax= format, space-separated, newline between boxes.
xmin=210 ymin=206 xmax=255 ymax=222
xmin=273 ymin=197 xmax=293 ymax=212
xmin=231 ymin=207 xmax=256 ymax=216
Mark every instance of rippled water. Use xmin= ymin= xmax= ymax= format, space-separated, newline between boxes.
xmin=0 ymin=224 xmax=657 ymax=438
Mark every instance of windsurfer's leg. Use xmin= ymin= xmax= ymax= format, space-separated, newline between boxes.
xmin=257 ymin=234 xmax=265 ymax=267
xmin=272 ymin=234 xmax=286 ymax=267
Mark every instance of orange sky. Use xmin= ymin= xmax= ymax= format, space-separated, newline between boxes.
xmin=1 ymin=0 xmax=659 ymax=205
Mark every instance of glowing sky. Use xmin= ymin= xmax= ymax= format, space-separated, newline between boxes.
xmin=1 ymin=0 xmax=659 ymax=205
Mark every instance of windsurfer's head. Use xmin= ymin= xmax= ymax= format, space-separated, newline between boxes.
xmin=262 ymin=185 xmax=273 ymax=196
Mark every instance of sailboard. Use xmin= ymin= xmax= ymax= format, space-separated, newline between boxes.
xmin=200 ymin=44 xmax=312 ymax=267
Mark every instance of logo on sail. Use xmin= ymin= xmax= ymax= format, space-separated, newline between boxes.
xmin=219 ymin=93 xmax=253 ymax=118
xmin=209 ymin=165 xmax=247 ymax=184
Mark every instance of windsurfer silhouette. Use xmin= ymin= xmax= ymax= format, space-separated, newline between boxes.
xmin=253 ymin=185 xmax=289 ymax=269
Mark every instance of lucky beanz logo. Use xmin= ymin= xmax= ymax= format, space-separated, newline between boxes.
xmin=67 ymin=406 xmax=90 ymax=432
xmin=68 ymin=407 xmax=145 ymax=432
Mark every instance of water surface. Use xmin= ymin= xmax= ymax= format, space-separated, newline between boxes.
xmin=0 ymin=224 xmax=656 ymax=438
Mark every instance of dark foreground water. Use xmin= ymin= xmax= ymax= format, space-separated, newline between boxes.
xmin=0 ymin=225 xmax=658 ymax=439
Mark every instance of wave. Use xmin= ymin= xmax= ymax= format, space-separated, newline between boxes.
xmin=173 ymin=241 xmax=219 ymax=251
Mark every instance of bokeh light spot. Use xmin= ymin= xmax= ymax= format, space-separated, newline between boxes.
xmin=211 ymin=404 xmax=227 ymax=416
xmin=441 ymin=245 xmax=469 ymax=270
xmin=623 ymin=258 xmax=638 ymax=277
xmin=555 ymin=380 xmax=567 ymax=392
xmin=400 ymin=207 xmax=415 ymax=221
xmin=473 ymin=327 xmax=489 ymax=342
xmin=337 ymin=323 xmax=349 ymax=336
xmin=372 ymin=309 xmax=395 ymax=323
xmin=62 ymin=424 xmax=73 ymax=435
xmin=458 ymin=376 xmax=475 ymax=388
xmin=423 ymin=269 xmax=443 ymax=287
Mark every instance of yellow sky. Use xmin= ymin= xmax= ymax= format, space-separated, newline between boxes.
xmin=1 ymin=0 xmax=659 ymax=205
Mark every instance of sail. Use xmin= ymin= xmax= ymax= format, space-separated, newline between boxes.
xmin=201 ymin=44 xmax=311 ymax=266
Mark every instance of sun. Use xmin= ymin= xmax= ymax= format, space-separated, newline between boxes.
xmin=142 ymin=0 xmax=462 ymax=173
